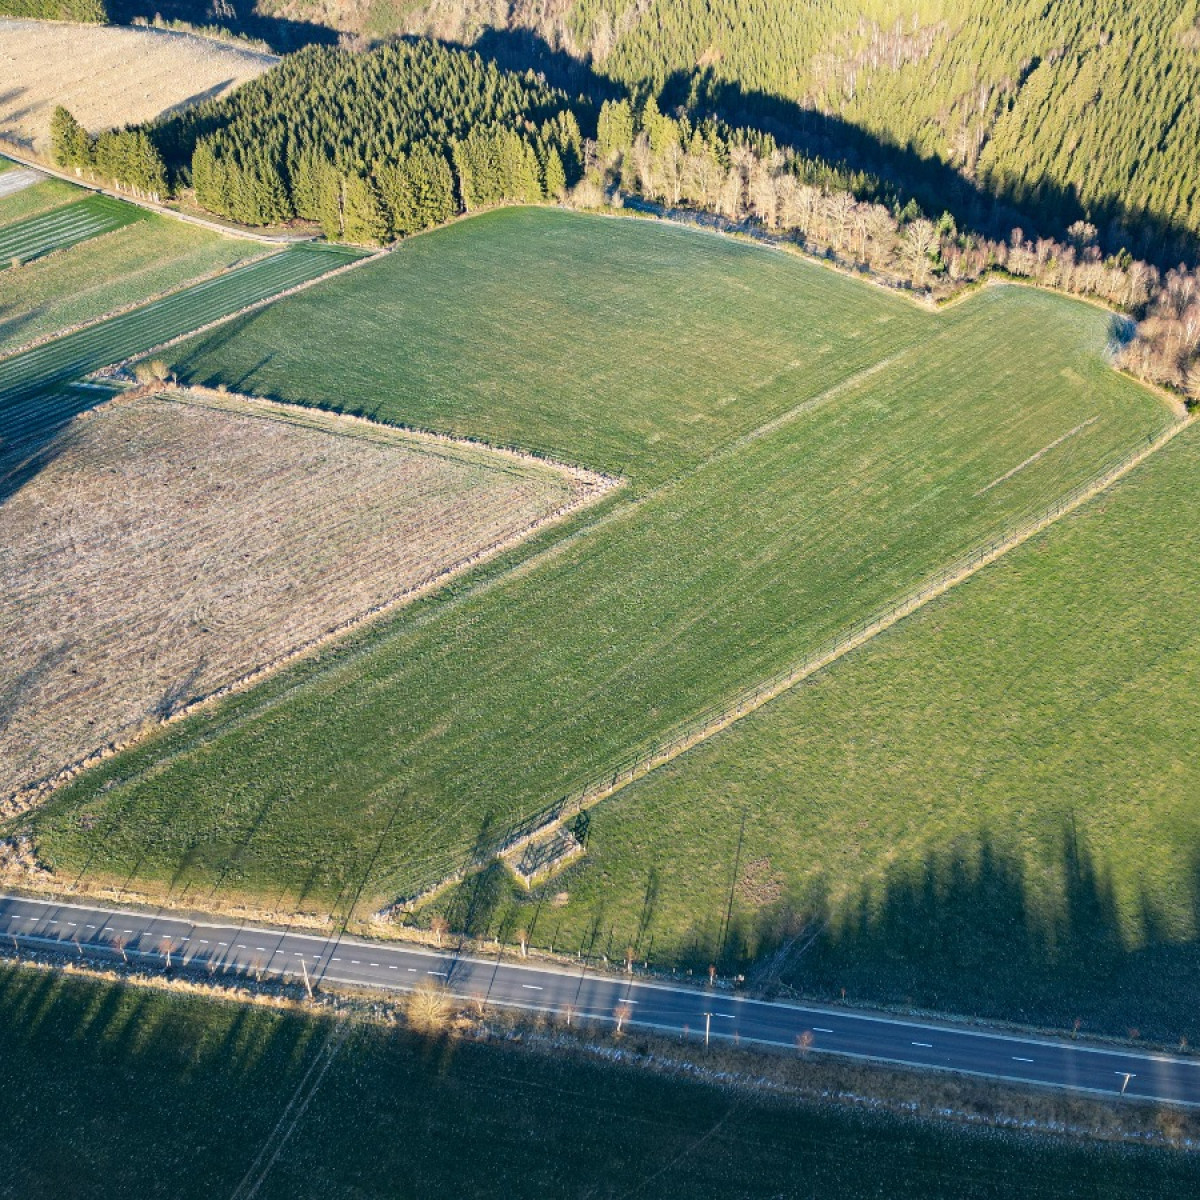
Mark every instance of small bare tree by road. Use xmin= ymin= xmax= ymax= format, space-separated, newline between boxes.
xmin=405 ymin=980 xmax=453 ymax=1033
xmin=613 ymin=1002 xmax=632 ymax=1036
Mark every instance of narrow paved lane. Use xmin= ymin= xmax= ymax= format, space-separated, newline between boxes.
xmin=3 ymin=893 xmax=1197 ymax=1106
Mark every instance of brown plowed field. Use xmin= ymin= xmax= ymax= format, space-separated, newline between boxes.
xmin=0 ymin=389 xmax=606 ymax=802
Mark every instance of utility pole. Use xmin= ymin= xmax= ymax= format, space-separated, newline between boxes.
xmin=705 ymin=1012 xmax=711 ymax=1046
xmin=300 ymin=958 xmax=314 ymax=1001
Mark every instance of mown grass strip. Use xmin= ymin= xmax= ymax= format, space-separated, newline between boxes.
xmin=0 ymin=215 xmax=267 ymax=357
xmin=0 ymin=194 xmax=140 ymax=266
xmin=0 ymin=174 xmax=84 ymax=227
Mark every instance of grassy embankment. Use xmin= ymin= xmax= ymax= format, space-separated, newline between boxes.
xmin=21 ymin=210 xmax=1175 ymax=931
xmin=0 ymin=962 xmax=1195 ymax=1199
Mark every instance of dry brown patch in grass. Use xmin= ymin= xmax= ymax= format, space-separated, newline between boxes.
xmin=0 ymin=20 xmax=275 ymax=155
xmin=0 ymin=389 xmax=613 ymax=805
xmin=736 ymin=857 xmax=784 ymax=907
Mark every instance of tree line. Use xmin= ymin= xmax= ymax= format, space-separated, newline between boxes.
xmin=49 ymin=34 xmax=1198 ymax=403
xmin=51 ymin=40 xmax=585 ymax=241
xmin=51 ymin=108 xmax=167 ymax=203
xmin=0 ymin=0 xmax=105 ymax=19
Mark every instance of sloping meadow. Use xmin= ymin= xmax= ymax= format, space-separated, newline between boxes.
xmin=22 ymin=210 xmax=1177 ymax=923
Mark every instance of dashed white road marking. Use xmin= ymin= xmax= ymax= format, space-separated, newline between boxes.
xmin=813 ymin=1027 xmax=834 ymax=1033
xmin=1013 ymin=1056 xmax=1034 ymax=1063
xmin=911 ymin=1042 xmax=933 ymax=1048
xmin=522 ymin=984 xmax=543 ymax=991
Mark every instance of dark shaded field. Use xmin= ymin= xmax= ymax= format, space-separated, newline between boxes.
xmin=0 ymin=963 xmax=1195 ymax=1199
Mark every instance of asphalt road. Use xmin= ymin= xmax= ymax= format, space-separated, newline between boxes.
xmin=3 ymin=892 xmax=1198 ymax=1107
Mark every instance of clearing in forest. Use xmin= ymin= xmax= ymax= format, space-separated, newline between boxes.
xmin=0 ymin=20 xmax=275 ymax=157
xmin=21 ymin=210 xmax=1178 ymax=920
xmin=0 ymin=388 xmax=608 ymax=805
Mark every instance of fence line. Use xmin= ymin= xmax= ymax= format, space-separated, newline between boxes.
xmin=384 ymin=416 xmax=1190 ymax=914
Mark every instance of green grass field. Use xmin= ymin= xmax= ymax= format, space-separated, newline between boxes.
xmin=0 ymin=242 xmax=362 ymax=410
xmin=0 ymin=194 xmax=145 ymax=269
xmin=0 ymin=173 xmax=84 ymax=227
xmin=0 ymin=964 xmax=1192 ymax=1199
xmin=22 ymin=210 xmax=1176 ymax=926
xmin=460 ymin=421 xmax=1200 ymax=1043
xmin=0 ymin=215 xmax=267 ymax=354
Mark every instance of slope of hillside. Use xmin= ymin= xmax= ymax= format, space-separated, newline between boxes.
xmin=387 ymin=0 xmax=1200 ymax=259
xmin=0 ymin=19 xmax=276 ymax=156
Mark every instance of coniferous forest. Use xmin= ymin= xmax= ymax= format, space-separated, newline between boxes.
xmin=0 ymin=0 xmax=105 ymax=19
xmin=43 ymin=8 xmax=1200 ymax=401
xmin=118 ymin=41 xmax=581 ymax=239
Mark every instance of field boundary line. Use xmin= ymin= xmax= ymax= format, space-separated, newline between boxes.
xmin=98 ymin=245 xmax=384 ymax=379
xmin=0 ymin=245 xmax=280 ymax=365
xmin=1 ymin=389 xmax=621 ymax=819
xmin=974 ymin=416 xmax=1100 ymax=496
xmin=390 ymin=413 xmax=1192 ymax=912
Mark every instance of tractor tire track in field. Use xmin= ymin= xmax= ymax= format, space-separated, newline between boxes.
xmin=227 ymin=1020 xmax=350 ymax=1200
xmin=397 ymin=412 xmax=1193 ymax=911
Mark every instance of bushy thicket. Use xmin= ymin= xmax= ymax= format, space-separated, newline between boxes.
xmin=0 ymin=0 xmax=106 ymax=19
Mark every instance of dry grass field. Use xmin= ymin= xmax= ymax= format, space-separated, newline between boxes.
xmin=0 ymin=20 xmax=276 ymax=156
xmin=0 ymin=388 xmax=607 ymax=803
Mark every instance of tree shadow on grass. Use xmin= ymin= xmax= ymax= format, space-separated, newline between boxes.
xmin=719 ymin=823 xmax=1200 ymax=1047
xmin=440 ymin=27 xmax=1200 ymax=270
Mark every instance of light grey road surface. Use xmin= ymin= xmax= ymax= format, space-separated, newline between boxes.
xmin=3 ymin=892 xmax=1197 ymax=1107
